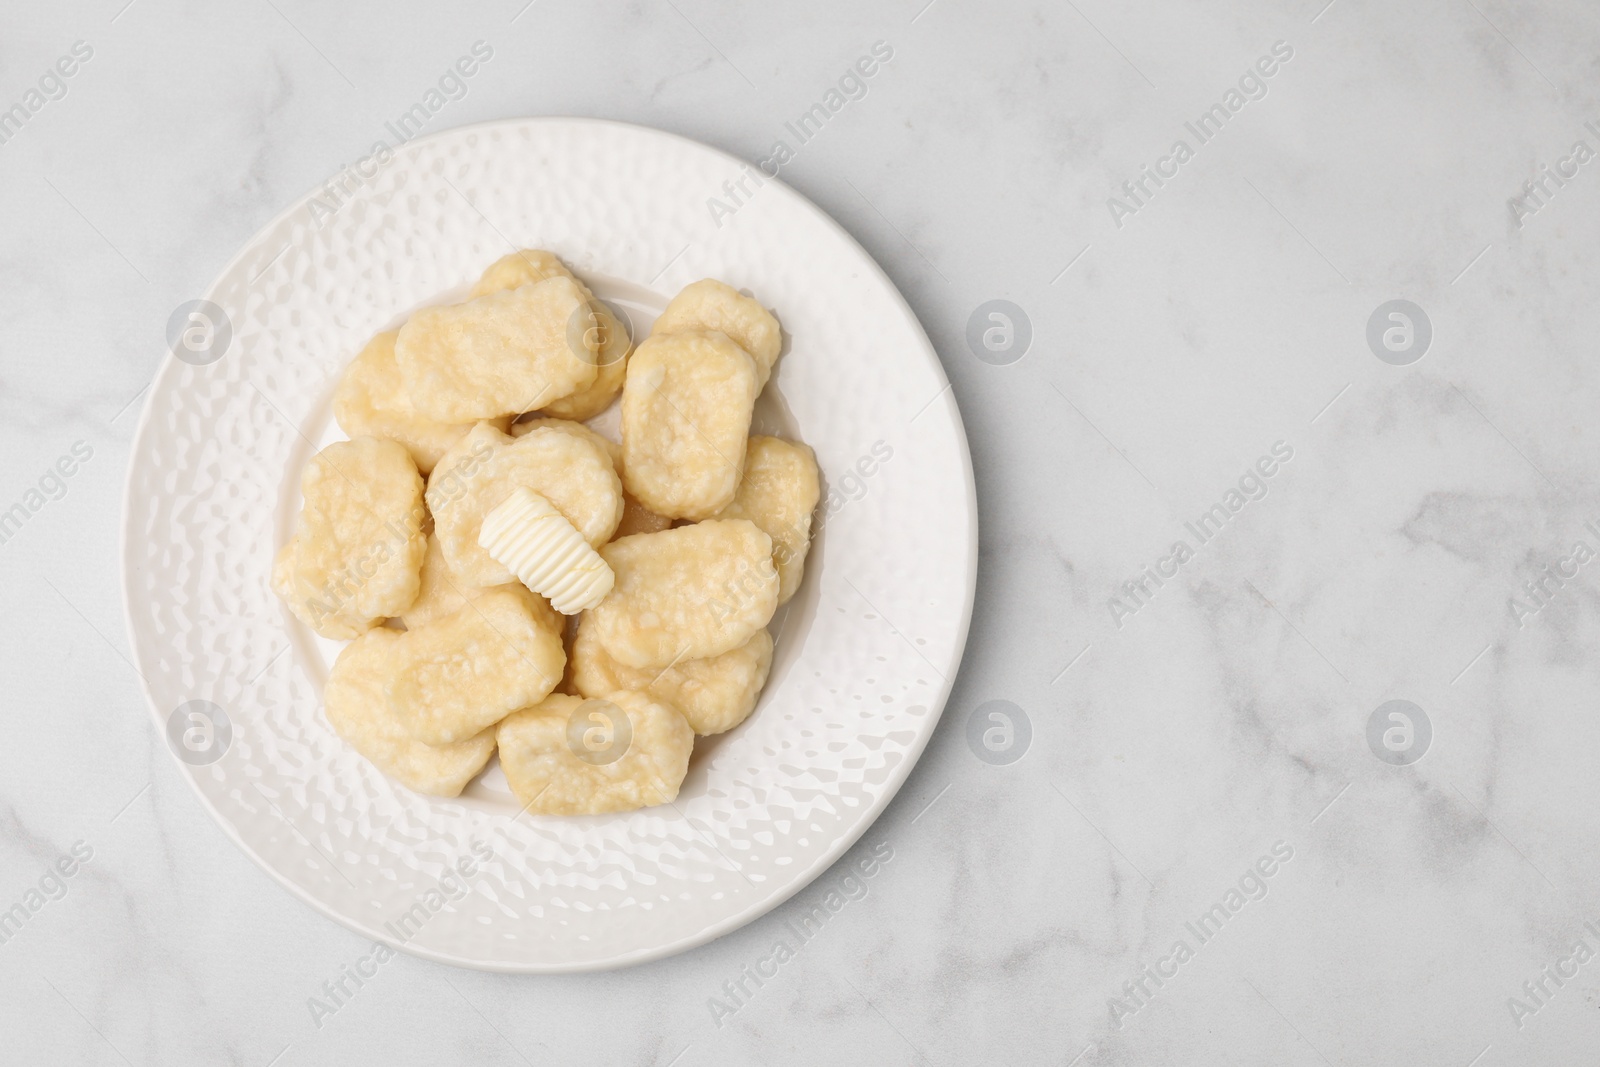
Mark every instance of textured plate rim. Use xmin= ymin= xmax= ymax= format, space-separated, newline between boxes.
xmin=119 ymin=116 xmax=978 ymax=972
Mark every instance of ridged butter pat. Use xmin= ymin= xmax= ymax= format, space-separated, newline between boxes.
xmin=480 ymin=487 xmax=614 ymax=614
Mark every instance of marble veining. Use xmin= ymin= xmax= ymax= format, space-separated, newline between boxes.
xmin=4 ymin=0 xmax=1600 ymax=1063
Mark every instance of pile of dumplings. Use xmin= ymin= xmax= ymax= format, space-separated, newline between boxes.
xmin=271 ymin=251 xmax=819 ymax=815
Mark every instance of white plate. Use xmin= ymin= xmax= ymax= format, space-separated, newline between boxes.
xmin=121 ymin=118 xmax=976 ymax=972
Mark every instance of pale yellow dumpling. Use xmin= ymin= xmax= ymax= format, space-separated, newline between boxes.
xmin=510 ymin=416 xmax=621 ymax=471
xmin=385 ymin=586 xmax=565 ymax=745
xmin=572 ymin=617 xmax=773 ymax=736
xmin=496 ymin=691 xmax=693 ymax=815
xmin=399 ymin=544 xmax=560 ymax=636
xmin=591 ymin=519 xmax=778 ymax=670
xmin=470 ymin=250 xmax=572 ymax=296
xmin=271 ymin=437 xmax=426 ymax=640
xmin=713 ymin=436 xmax=820 ymax=604
xmin=401 ymin=533 xmax=513 ymax=630
xmin=331 ymin=330 xmax=505 ymax=474
xmin=290 ymin=256 xmax=823 ymax=813
xmin=427 ymin=422 xmax=623 ymax=587
xmin=651 ymin=279 xmax=781 ymax=388
xmin=395 ymin=275 xmax=597 ymax=421
xmin=620 ymin=330 xmax=757 ymax=520
xmin=520 ymin=422 xmax=674 ymax=538
xmin=324 ymin=629 xmax=495 ymax=797
xmin=473 ymin=250 xmax=632 ymax=421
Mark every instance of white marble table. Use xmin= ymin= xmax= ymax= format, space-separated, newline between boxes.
xmin=4 ymin=0 xmax=1599 ymax=1063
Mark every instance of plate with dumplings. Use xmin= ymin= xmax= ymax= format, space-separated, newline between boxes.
xmin=122 ymin=118 xmax=976 ymax=971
